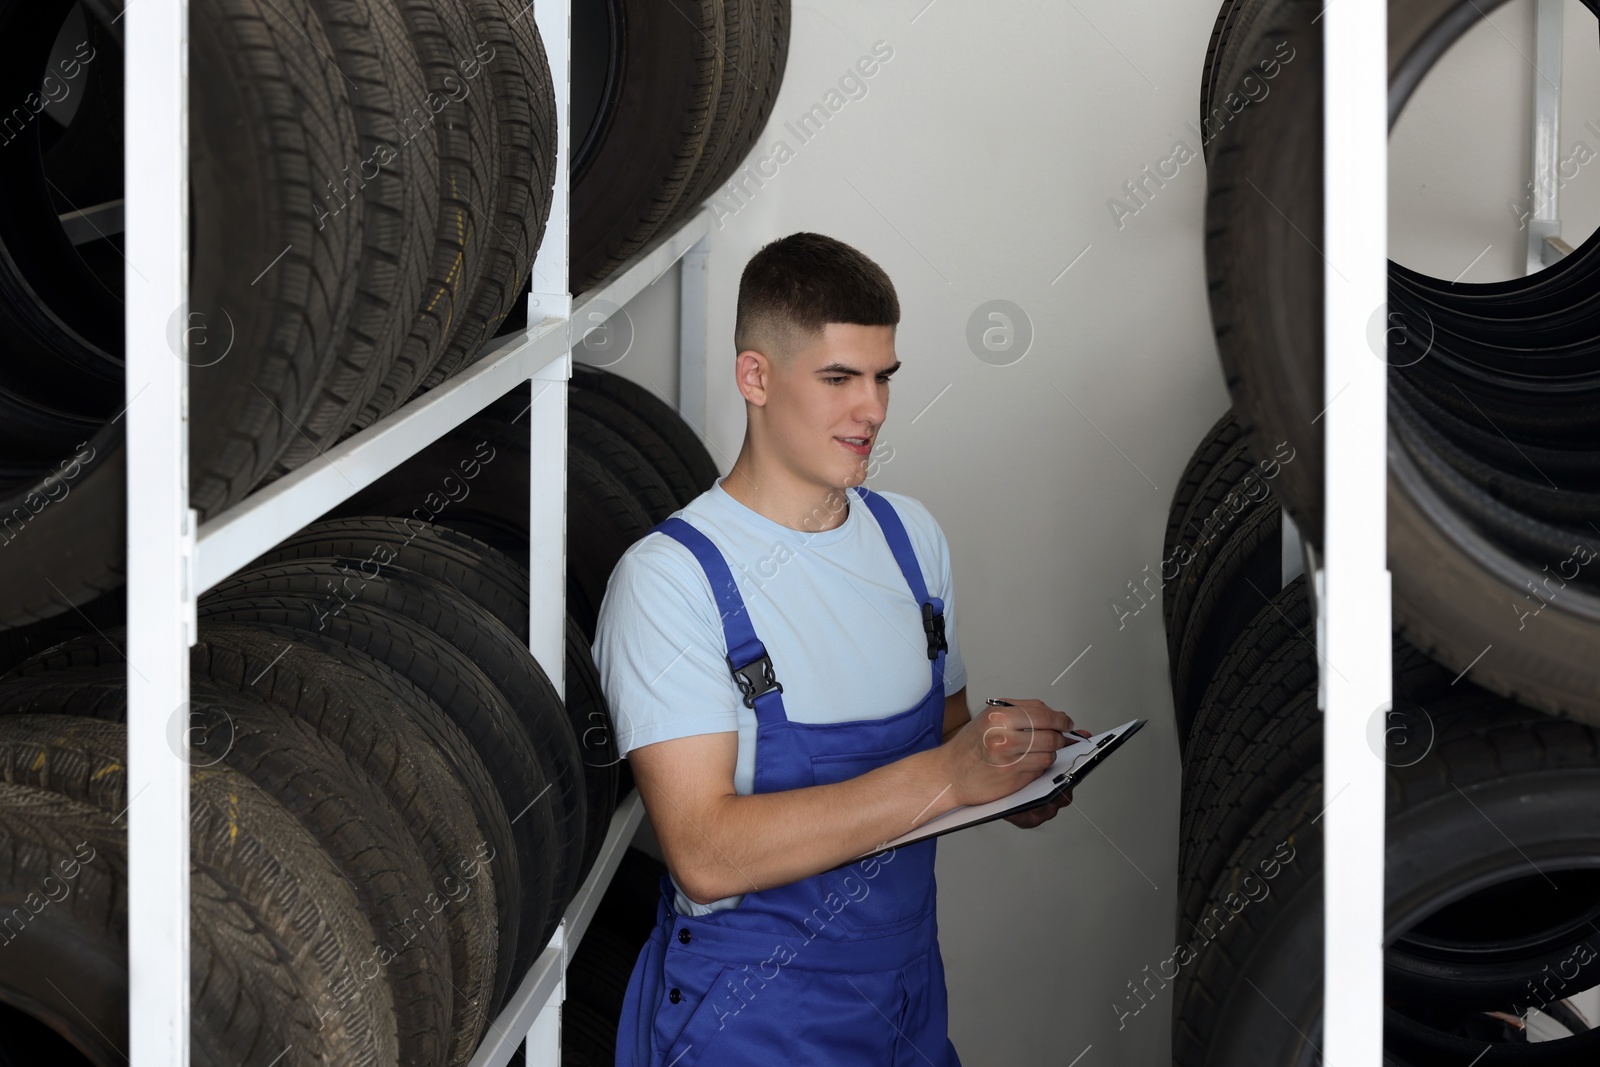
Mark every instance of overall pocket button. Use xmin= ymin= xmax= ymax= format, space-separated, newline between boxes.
xmin=678 ymin=929 xmax=691 ymax=944
xmin=669 ymin=988 xmax=682 ymax=1004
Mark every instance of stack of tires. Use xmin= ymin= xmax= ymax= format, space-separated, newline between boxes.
xmin=329 ymin=366 xmax=723 ymax=799
xmin=0 ymin=354 xmax=719 ymax=1060
xmin=0 ymin=0 xmax=755 ymax=1057
xmin=0 ymin=0 xmax=558 ymax=635
xmin=0 ymin=0 xmax=795 ymax=639
xmin=1172 ymin=0 xmax=1600 ymax=1061
xmin=0 ymin=517 xmax=600 ymax=1063
xmin=330 ymin=365 xmax=722 ymax=643
xmin=569 ymin=0 xmax=791 ymax=291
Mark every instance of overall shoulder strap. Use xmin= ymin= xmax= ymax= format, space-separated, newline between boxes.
xmin=852 ymin=486 xmax=949 ymax=664
xmin=650 ymin=517 xmax=788 ymax=723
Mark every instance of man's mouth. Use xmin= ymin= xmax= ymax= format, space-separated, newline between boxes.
xmin=836 ymin=436 xmax=871 ymax=456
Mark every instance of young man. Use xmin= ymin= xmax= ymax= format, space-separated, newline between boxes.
xmin=592 ymin=232 xmax=1081 ymax=1066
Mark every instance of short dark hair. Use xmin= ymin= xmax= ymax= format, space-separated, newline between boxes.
xmin=734 ymin=232 xmax=899 ymax=360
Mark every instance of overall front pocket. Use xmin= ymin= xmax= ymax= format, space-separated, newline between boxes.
xmin=809 ymin=730 xmax=927 ymax=787
xmin=653 ymin=941 xmax=739 ymax=1066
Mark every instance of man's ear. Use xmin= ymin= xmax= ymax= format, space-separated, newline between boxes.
xmin=736 ymin=348 xmax=773 ymax=406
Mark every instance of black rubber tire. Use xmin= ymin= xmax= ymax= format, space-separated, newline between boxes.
xmin=1162 ymin=411 xmax=1241 ymax=592
xmin=1388 ymin=431 xmax=1600 ymax=726
xmin=0 ymin=782 xmax=131 ymax=1067
xmin=590 ymin=848 xmax=667 ymax=943
xmin=566 ymin=615 xmax=620 ymax=890
xmin=570 ymin=0 xmax=723 ymax=292
xmin=346 ymin=0 xmax=502 ymax=434
xmin=1186 ymin=576 xmax=1308 ymax=757
xmin=1391 ymin=381 xmax=1600 ymax=535
xmin=0 ymin=582 xmax=125 ymax=677
xmin=572 ymin=363 xmax=721 ymax=499
xmin=1173 ymin=699 xmax=1600 ymax=1066
xmin=326 ymin=425 xmax=528 ymax=555
xmin=37 ymin=7 xmax=123 ymax=218
xmin=182 ymin=621 xmax=524 ymax=1015
xmin=0 ymin=422 xmax=123 ymax=629
xmin=190 ymin=624 xmax=499 ymax=1067
xmin=255 ymin=516 xmax=530 ymax=632
xmin=561 ymin=995 xmax=623 ymax=1067
xmin=1177 ymin=627 xmax=1452 ymax=939
xmin=1163 ymin=433 xmax=1276 ymax=649
xmin=662 ymin=0 xmax=755 ymax=229
xmin=206 ymin=558 xmax=586 ymax=918
xmin=193 ymin=591 xmax=561 ymax=988
xmin=1171 ymin=763 xmax=1321 ymax=1067
xmin=569 ymin=407 xmax=679 ymax=524
xmin=264 ymin=0 xmax=440 ymax=480
xmin=421 ymin=0 xmax=558 ymax=387
xmin=1169 ymin=500 xmax=1283 ymax=740
xmin=663 ymin=0 xmax=791 ymax=232
xmin=561 ymin=922 xmax=638 ymax=1066
xmin=247 ymin=516 xmax=622 ymax=890
xmin=1197 ymin=0 xmax=1280 ymax=164
xmin=1175 ymin=608 xmax=1319 ymax=933
xmin=0 ymin=1 xmax=122 ymax=419
xmin=1205 ymin=0 xmax=1600 ymax=722
xmin=327 ymin=393 xmax=654 ymax=642
xmin=568 ymin=445 xmax=655 ymax=642
xmin=0 ymin=727 xmax=398 ymax=1066
xmin=0 ymin=670 xmax=450 ymax=1067
xmin=0 ymin=782 xmax=345 ymax=1067
xmin=0 ymin=8 xmax=129 ymax=635
xmin=1201 ymin=0 xmax=1322 ymax=547
xmin=568 ymin=383 xmax=701 ymax=508
xmin=187 ymin=0 xmax=363 ymax=518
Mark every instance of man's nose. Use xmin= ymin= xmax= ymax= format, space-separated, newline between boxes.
xmin=854 ymin=382 xmax=887 ymax=424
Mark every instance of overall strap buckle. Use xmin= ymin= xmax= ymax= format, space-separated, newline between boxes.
xmin=727 ymin=647 xmax=784 ymax=709
xmin=922 ymin=600 xmax=948 ymax=660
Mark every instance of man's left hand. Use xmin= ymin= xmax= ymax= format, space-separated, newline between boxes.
xmin=1004 ymin=787 xmax=1073 ymax=829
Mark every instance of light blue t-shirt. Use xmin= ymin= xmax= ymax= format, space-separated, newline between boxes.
xmin=591 ymin=475 xmax=967 ymax=914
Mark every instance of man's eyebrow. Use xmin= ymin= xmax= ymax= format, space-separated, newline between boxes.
xmin=815 ymin=360 xmax=902 ymax=376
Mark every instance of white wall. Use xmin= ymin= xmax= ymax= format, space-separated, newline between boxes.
xmin=595 ymin=1 xmax=1600 ymax=1062
xmin=608 ymin=2 xmax=1219 ymax=1061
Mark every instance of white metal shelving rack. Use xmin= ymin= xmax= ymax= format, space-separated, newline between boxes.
xmin=123 ymin=1 xmax=709 ymax=1062
xmin=1321 ymin=0 xmax=1388 ymax=1062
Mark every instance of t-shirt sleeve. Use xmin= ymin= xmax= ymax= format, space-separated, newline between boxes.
xmin=934 ymin=519 xmax=968 ymax=697
xmin=590 ymin=540 xmax=742 ymax=759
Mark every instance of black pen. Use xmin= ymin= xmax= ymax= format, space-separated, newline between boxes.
xmin=985 ymin=698 xmax=1092 ymax=741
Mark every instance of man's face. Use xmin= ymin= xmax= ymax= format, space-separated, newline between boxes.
xmin=765 ymin=322 xmax=899 ymax=490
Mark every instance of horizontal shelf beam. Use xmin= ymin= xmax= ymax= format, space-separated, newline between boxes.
xmin=195 ymin=206 xmax=713 ymax=595
xmin=195 ymin=325 xmax=569 ymax=592
xmin=573 ymin=208 xmax=712 ymax=325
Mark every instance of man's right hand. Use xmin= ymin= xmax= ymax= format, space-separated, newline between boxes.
xmin=938 ymin=699 xmax=1078 ymax=807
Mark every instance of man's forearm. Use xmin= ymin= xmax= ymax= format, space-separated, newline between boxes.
xmin=674 ymin=744 xmax=964 ymax=905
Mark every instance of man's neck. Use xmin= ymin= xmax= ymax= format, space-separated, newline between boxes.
xmin=722 ymin=454 xmax=857 ymax=533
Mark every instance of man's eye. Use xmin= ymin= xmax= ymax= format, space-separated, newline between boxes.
xmin=825 ymin=376 xmax=848 ymax=385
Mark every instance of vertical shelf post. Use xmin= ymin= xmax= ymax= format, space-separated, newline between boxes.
xmin=1526 ymin=0 xmax=1564 ymax=274
xmin=678 ymin=234 xmax=710 ymax=435
xmin=124 ymin=0 xmax=193 ymax=1064
xmin=528 ymin=0 xmax=570 ymax=707
xmin=1322 ymin=0 xmax=1391 ymax=1062
xmin=528 ymin=2 xmax=571 ymax=1063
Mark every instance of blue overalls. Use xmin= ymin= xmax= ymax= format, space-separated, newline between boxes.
xmin=615 ymin=484 xmax=962 ymax=1067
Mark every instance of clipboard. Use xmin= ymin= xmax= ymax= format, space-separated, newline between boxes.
xmin=842 ymin=717 xmax=1147 ymax=862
